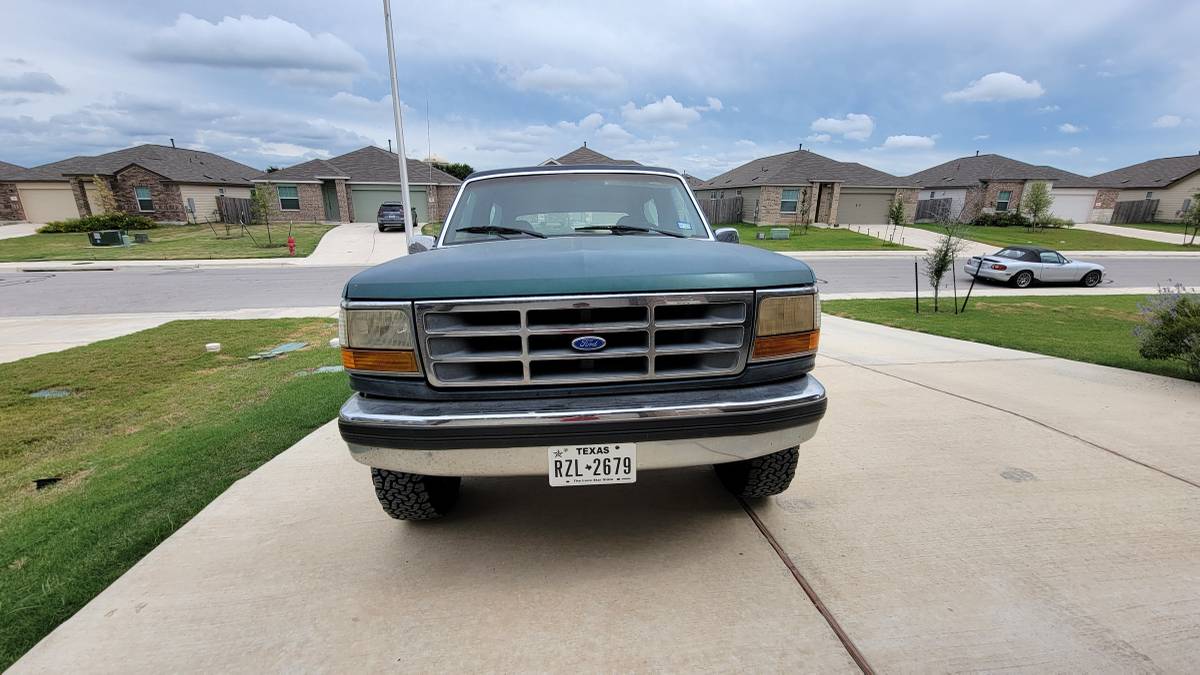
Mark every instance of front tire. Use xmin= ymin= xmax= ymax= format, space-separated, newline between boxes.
xmin=377 ymin=224 xmax=387 ymax=232
xmin=714 ymin=447 xmax=799 ymax=498
xmin=370 ymin=468 xmax=461 ymax=520
xmin=1011 ymin=270 xmax=1034 ymax=288
xmin=1081 ymin=270 xmax=1102 ymax=287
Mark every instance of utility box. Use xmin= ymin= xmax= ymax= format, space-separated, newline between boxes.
xmin=769 ymin=227 xmax=791 ymax=240
xmin=88 ymin=230 xmax=126 ymax=246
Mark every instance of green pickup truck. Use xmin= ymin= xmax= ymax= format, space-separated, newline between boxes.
xmin=337 ymin=165 xmax=826 ymax=519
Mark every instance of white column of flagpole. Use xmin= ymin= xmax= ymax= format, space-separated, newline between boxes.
xmin=383 ymin=0 xmax=414 ymax=250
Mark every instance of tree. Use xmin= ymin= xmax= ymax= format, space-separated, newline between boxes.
xmin=432 ymin=161 xmax=474 ymax=180
xmin=1020 ymin=181 xmax=1053 ymax=229
xmin=90 ymin=175 xmax=119 ymax=214
xmin=266 ymin=166 xmax=281 ymax=173
xmin=1181 ymin=190 xmax=1200 ymax=247
xmin=923 ymin=221 xmax=966 ymax=312
xmin=789 ymin=187 xmax=813 ymax=236
xmin=886 ymin=195 xmax=906 ymax=243
xmin=250 ymin=184 xmax=275 ymax=245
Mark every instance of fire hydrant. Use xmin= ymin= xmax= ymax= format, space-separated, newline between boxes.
xmin=287 ymin=235 xmax=296 ymax=256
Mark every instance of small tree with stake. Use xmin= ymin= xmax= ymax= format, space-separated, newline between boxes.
xmin=789 ymin=187 xmax=813 ymax=236
xmin=249 ymin=183 xmax=275 ymax=246
xmin=923 ymin=221 xmax=966 ymax=312
xmin=1181 ymin=190 xmax=1200 ymax=247
xmin=1021 ymin=181 xmax=1053 ymax=230
xmin=887 ymin=196 xmax=906 ymax=244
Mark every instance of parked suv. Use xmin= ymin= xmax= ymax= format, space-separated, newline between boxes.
xmin=338 ymin=165 xmax=827 ymax=519
xmin=376 ymin=201 xmax=418 ymax=232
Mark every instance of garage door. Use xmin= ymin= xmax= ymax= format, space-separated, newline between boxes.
xmin=350 ymin=186 xmax=427 ymax=224
xmin=17 ymin=184 xmax=79 ymax=223
xmin=1049 ymin=189 xmax=1095 ymax=224
xmin=837 ymin=190 xmax=892 ymax=225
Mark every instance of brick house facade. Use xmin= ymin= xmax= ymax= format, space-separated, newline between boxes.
xmin=259 ymin=182 xmax=327 ymax=223
xmin=746 ymin=183 xmax=916 ymax=226
xmin=1090 ymin=188 xmax=1119 ymax=224
xmin=0 ymin=182 xmax=24 ymax=221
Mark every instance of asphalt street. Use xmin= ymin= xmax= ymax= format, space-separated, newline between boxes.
xmin=1 ymin=255 xmax=1196 ymax=316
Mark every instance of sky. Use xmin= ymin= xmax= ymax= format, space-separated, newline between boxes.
xmin=1 ymin=0 xmax=1197 ymax=179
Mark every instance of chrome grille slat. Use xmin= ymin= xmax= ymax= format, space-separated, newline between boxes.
xmin=415 ymin=292 xmax=753 ymax=387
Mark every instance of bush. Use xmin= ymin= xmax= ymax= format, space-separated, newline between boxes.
xmin=38 ymin=213 xmax=161 ymax=233
xmin=971 ymin=211 xmax=1029 ymax=228
xmin=1043 ymin=216 xmax=1075 ymax=229
xmin=1136 ymin=284 xmax=1200 ymax=380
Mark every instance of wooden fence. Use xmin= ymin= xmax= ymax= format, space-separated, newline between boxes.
xmin=216 ymin=196 xmax=254 ymax=225
xmin=914 ymin=198 xmax=953 ymax=222
xmin=1112 ymin=199 xmax=1159 ymax=224
xmin=699 ymin=196 xmax=743 ymax=225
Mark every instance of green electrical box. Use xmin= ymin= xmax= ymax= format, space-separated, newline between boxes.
xmin=769 ymin=227 xmax=791 ymax=240
xmin=88 ymin=230 xmax=126 ymax=246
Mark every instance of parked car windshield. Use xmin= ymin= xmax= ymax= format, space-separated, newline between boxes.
xmin=441 ymin=173 xmax=709 ymax=244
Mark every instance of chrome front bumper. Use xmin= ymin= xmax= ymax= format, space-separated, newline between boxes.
xmin=338 ymin=375 xmax=827 ymax=477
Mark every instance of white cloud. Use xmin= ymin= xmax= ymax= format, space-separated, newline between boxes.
xmin=142 ymin=14 xmax=367 ymax=77
xmin=810 ymin=113 xmax=874 ymax=141
xmin=1044 ymin=147 xmax=1082 ymax=156
xmin=556 ymin=112 xmax=604 ymax=132
xmin=0 ymin=71 xmax=65 ymax=94
xmin=697 ymin=96 xmax=723 ymax=112
xmin=621 ymin=95 xmax=703 ymax=128
xmin=1036 ymin=105 xmax=1061 ymax=113
xmin=804 ymin=133 xmax=832 ymax=143
xmin=1058 ymin=123 xmax=1085 ymax=134
xmin=943 ymin=72 xmax=1044 ymax=102
xmin=1151 ymin=114 xmax=1182 ymax=128
xmin=880 ymin=134 xmax=936 ymax=150
xmin=595 ymin=122 xmax=633 ymax=143
xmin=510 ymin=65 xmax=624 ymax=93
xmin=972 ymin=134 xmax=990 ymax=140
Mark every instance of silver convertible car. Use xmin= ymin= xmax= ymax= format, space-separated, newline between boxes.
xmin=964 ymin=245 xmax=1105 ymax=288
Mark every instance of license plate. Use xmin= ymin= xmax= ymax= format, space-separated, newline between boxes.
xmin=548 ymin=443 xmax=636 ymax=487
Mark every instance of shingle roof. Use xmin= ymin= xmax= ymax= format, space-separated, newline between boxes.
xmin=701 ymin=149 xmax=908 ymax=189
xmin=254 ymin=146 xmax=461 ymax=185
xmin=906 ymin=154 xmax=1094 ymax=188
xmin=1089 ymin=154 xmax=1200 ymax=189
xmin=46 ymin=144 xmax=260 ymax=185
xmin=545 ymin=145 xmax=641 ymax=166
xmin=682 ymin=173 xmax=707 ymax=188
xmin=0 ymin=160 xmax=27 ymax=181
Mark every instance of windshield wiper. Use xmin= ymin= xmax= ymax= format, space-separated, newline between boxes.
xmin=574 ymin=224 xmax=687 ymax=238
xmin=458 ymin=225 xmax=546 ymax=239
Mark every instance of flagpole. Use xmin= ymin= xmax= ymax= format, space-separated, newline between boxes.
xmin=383 ymin=0 xmax=413 ymax=250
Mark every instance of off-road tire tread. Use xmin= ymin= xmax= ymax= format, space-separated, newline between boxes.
xmin=370 ymin=468 xmax=460 ymax=520
xmin=715 ymin=446 xmax=799 ymax=499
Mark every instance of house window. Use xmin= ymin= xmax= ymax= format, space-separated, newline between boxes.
xmin=1145 ymin=192 xmax=1154 ymax=200
xmin=134 ymin=187 xmax=153 ymax=212
xmin=929 ymin=191 xmax=936 ymax=199
xmin=996 ymin=190 xmax=1012 ymax=212
xmin=218 ymin=188 xmax=225 ymax=196
xmin=277 ymin=185 xmax=300 ymax=210
xmin=780 ymin=188 xmax=800 ymax=213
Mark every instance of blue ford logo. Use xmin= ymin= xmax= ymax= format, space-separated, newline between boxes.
xmin=570 ymin=335 xmax=607 ymax=352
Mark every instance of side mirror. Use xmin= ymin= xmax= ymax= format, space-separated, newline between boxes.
xmin=714 ymin=227 xmax=740 ymax=244
xmin=408 ymin=234 xmax=436 ymax=254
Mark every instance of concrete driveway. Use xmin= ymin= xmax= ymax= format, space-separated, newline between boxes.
xmin=303 ymin=222 xmax=410 ymax=266
xmin=0 ymin=223 xmax=39 ymax=240
xmin=12 ymin=317 xmax=1200 ymax=672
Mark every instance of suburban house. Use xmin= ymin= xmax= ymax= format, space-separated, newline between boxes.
xmin=906 ymin=153 xmax=1104 ymax=223
xmin=254 ymin=146 xmax=461 ymax=224
xmin=682 ymin=173 xmax=707 ymax=190
xmin=0 ymin=161 xmax=30 ymax=221
xmin=0 ymin=144 xmax=259 ymax=223
xmin=695 ymin=149 xmax=917 ymax=225
xmin=540 ymin=144 xmax=642 ymax=166
xmin=1089 ymin=153 xmax=1200 ymax=223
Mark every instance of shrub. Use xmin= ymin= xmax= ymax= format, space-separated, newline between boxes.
xmin=38 ymin=213 xmax=160 ymax=233
xmin=972 ymin=211 xmax=1028 ymax=228
xmin=1136 ymin=284 xmax=1200 ymax=380
xmin=1043 ymin=216 xmax=1075 ymax=229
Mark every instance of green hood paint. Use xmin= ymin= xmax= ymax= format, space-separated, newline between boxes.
xmin=344 ymin=237 xmax=815 ymax=300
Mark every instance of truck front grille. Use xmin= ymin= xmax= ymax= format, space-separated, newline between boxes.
xmin=415 ymin=292 xmax=753 ymax=387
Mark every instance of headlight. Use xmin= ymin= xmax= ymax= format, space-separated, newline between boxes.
xmin=339 ymin=305 xmax=421 ymax=375
xmin=751 ymin=291 xmax=820 ymax=361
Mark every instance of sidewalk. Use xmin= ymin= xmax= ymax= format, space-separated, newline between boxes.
xmin=1075 ymin=223 xmax=1196 ymax=245
xmin=0 ymin=223 xmax=39 ymax=240
xmin=12 ymin=316 xmax=1200 ymax=672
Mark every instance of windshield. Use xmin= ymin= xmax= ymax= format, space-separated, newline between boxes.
xmin=441 ymin=173 xmax=709 ymax=244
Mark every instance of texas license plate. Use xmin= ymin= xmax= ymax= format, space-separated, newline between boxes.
xmin=547 ymin=443 xmax=636 ymax=487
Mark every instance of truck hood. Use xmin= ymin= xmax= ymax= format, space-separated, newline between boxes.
xmin=344 ymin=236 xmax=816 ymax=300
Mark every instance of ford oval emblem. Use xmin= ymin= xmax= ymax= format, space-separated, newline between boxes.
xmin=570 ymin=335 xmax=607 ymax=352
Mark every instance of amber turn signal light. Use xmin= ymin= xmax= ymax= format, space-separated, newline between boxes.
xmin=751 ymin=330 xmax=820 ymax=360
xmin=341 ymin=348 xmax=419 ymax=373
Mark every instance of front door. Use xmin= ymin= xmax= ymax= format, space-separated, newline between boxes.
xmin=321 ymin=182 xmax=340 ymax=221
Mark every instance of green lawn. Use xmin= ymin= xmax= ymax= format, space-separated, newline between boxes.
xmin=0 ymin=223 xmax=336 ymax=262
xmin=908 ymin=222 xmax=1193 ymax=251
xmin=734 ymin=224 xmax=918 ymax=251
xmin=823 ymin=295 xmax=1192 ymax=380
xmin=0 ymin=319 xmax=350 ymax=668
